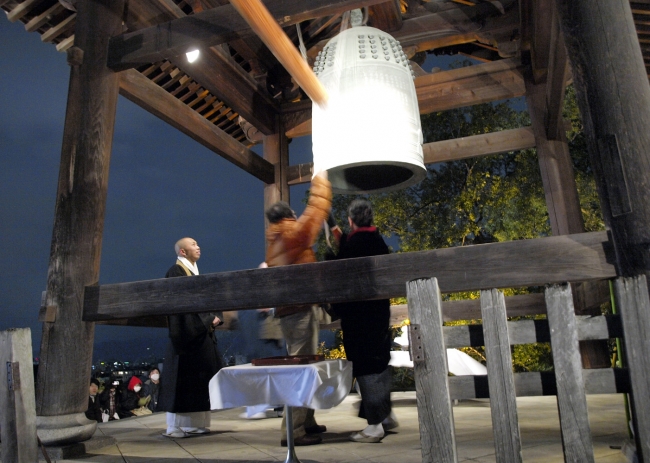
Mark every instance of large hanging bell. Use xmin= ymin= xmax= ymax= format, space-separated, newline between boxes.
xmin=312 ymin=25 xmax=426 ymax=194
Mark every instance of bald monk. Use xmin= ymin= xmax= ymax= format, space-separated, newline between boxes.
xmin=159 ymin=237 xmax=224 ymax=438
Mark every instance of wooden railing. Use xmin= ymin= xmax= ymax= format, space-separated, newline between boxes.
xmin=81 ymin=230 xmax=649 ymax=462
xmin=406 ymin=276 xmax=649 ymax=463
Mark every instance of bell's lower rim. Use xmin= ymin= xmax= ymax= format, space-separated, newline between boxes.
xmin=327 ymin=161 xmax=426 ymax=195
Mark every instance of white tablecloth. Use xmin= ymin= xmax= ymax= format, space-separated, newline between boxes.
xmin=209 ymin=359 xmax=352 ymax=410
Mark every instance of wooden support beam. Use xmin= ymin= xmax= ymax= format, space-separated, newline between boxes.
xmin=24 ymin=2 xmax=64 ymax=32
xmin=286 ymin=59 xmax=527 ymax=141
xmin=280 ymin=99 xmax=313 ymax=133
xmin=393 ymin=2 xmax=519 ymax=52
xmin=263 ymin=116 xmax=290 ymax=214
xmin=0 ymin=328 xmax=38 ymax=463
xmin=83 ymin=231 xmax=616 ymax=321
xmin=545 ymin=284 xmax=595 ymax=462
xmin=529 ymin=0 xmax=554 ymax=83
xmin=121 ymin=0 xmax=279 ymax=136
xmin=168 ymin=46 xmax=279 ymax=136
xmin=449 ymin=368 xmax=629 ymax=400
xmin=41 ymin=12 xmax=76 ymax=43
xmin=417 ymin=58 xmax=527 ymax=114
xmin=480 ymin=289 xmax=523 ymax=463
xmin=287 ymin=126 xmax=537 ymax=185
xmin=118 ymin=69 xmax=274 ymax=183
xmin=614 ymin=275 xmax=650 ymax=461
xmin=5 ymin=0 xmax=49 ymax=22
xmin=525 ymin=79 xmax=584 ymax=236
xmin=107 ymin=0 xmax=387 ymax=70
xmin=422 ymin=126 xmax=536 ymax=163
xmin=544 ymin=7 xmax=569 ymax=140
xmin=407 ymin=278 xmax=458 ymax=463
xmin=555 ymin=0 xmax=650 ymax=280
xmin=37 ymin=0 xmax=125 ymax=444
xmin=367 ymin=0 xmax=403 ymax=32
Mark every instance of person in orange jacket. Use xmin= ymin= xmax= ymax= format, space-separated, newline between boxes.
xmin=264 ymin=171 xmax=331 ymax=446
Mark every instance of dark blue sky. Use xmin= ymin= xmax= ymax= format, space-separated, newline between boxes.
xmin=0 ymin=18 xmax=314 ymax=352
xmin=0 ymin=18 xmax=463 ymax=356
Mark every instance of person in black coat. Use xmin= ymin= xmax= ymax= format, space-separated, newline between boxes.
xmin=328 ymin=199 xmax=398 ymax=443
xmin=159 ymin=237 xmax=224 ymax=438
xmin=99 ymin=378 xmax=126 ymax=420
xmin=85 ymin=378 xmax=103 ymax=423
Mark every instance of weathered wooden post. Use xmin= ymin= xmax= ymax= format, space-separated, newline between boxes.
xmin=406 ymin=277 xmax=458 ymax=463
xmin=545 ymin=284 xmax=594 ymax=462
xmin=555 ymin=1 xmax=650 ymax=460
xmin=554 ymin=0 xmax=650 ymax=280
xmin=263 ymin=117 xmax=289 ymax=216
xmin=480 ymin=289 xmax=522 ymax=463
xmin=613 ymin=276 xmax=650 ymax=461
xmin=36 ymin=0 xmax=125 ymax=445
xmin=524 ymin=2 xmax=609 ymax=369
xmin=0 ymin=328 xmax=38 ymax=462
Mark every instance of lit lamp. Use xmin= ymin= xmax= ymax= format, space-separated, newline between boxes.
xmin=312 ymin=26 xmax=425 ymax=194
xmin=186 ymin=49 xmax=200 ymax=63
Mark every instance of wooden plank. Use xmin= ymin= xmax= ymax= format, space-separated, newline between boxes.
xmin=422 ymin=127 xmax=536 ymax=164
xmin=480 ymin=289 xmax=523 ymax=463
xmin=55 ymin=34 xmax=75 ymax=52
xmin=613 ymin=275 xmax=650 ymax=461
xmin=392 ymin=3 xmax=519 ymax=51
xmin=107 ymin=0 xmax=387 ymax=70
xmin=41 ymin=12 xmax=75 ymax=43
xmin=526 ymin=79 xmax=584 ymax=236
xmin=83 ymin=231 xmax=616 ymax=321
xmin=24 ymin=2 xmax=64 ymax=32
xmin=118 ymin=69 xmax=274 ymax=183
xmin=406 ymin=278 xmax=458 ymax=463
xmin=5 ymin=0 xmax=48 ymax=22
xmin=544 ymin=7 xmax=569 ymax=141
xmin=36 ymin=0 xmax=125 ymax=422
xmin=367 ymin=0 xmax=402 ymax=32
xmin=0 ymin=328 xmax=38 ymax=462
xmin=123 ymin=0 xmax=279 ymax=136
xmin=545 ymin=284 xmax=595 ymax=462
xmin=168 ymin=46 xmax=279 ymax=136
xmin=443 ymin=314 xmax=623 ymax=348
xmin=280 ymin=99 xmax=312 ymax=133
xmin=448 ymin=368 xmax=630 ymax=400
xmin=416 ymin=58 xmax=527 ymax=114
xmin=286 ymin=127 xmax=537 ymax=185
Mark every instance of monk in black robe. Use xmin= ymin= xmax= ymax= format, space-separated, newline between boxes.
xmin=159 ymin=237 xmax=224 ymax=438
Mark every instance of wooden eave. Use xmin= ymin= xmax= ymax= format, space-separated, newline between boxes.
xmin=5 ymin=0 xmax=647 ymax=180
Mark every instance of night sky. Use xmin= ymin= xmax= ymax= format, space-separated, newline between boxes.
xmin=0 ymin=18 xmax=314 ymax=353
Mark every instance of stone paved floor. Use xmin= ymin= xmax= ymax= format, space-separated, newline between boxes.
xmin=39 ymin=392 xmax=631 ymax=462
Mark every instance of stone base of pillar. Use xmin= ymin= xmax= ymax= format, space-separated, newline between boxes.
xmin=36 ymin=412 xmax=97 ymax=446
xmin=33 ymin=435 xmax=116 ymax=461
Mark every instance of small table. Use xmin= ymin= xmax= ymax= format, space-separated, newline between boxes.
xmin=209 ymin=359 xmax=352 ymax=463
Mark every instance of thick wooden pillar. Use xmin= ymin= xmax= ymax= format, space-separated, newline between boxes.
xmin=554 ymin=0 xmax=650 ymax=279
xmin=263 ymin=117 xmax=290 ymax=222
xmin=526 ymin=76 xmax=610 ymax=368
xmin=36 ymin=0 xmax=124 ymax=445
xmin=526 ymin=81 xmax=584 ymax=236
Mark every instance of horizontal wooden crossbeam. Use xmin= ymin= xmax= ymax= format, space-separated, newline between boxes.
xmin=449 ymin=368 xmax=629 ymax=400
xmin=287 ymin=126 xmax=537 ymax=185
xmin=416 ymin=58 xmax=527 ymax=114
xmin=285 ymin=59 xmax=528 ymax=140
xmin=83 ymin=231 xmax=616 ymax=322
xmin=118 ymin=69 xmax=275 ymax=183
xmin=107 ymin=0 xmax=388 ymax=70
